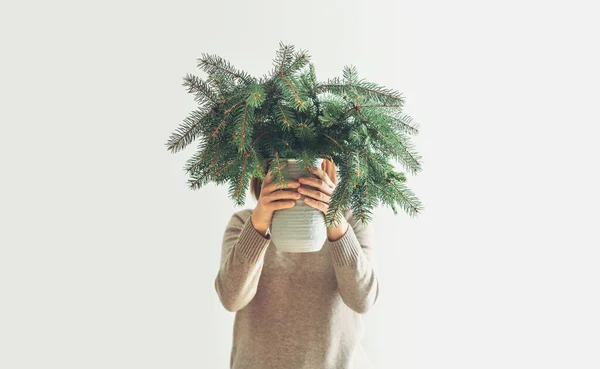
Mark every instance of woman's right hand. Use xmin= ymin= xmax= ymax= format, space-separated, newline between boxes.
xmin=251 ymin=169 xmax=301 ymax=236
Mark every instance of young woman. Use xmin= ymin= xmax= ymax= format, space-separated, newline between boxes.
xmin=214 ymin=158 xmax=380 ymax=369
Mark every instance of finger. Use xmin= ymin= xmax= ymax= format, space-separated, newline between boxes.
xmin=265 ymin=188 xmax=302 ymax=202
xmin=264 ymin=179 xmax=300 ymax=194
xmin=267 ymin=199 xmax=296 ymax=211
xmin=303 ymin=197 xmax=328 ymax=214
xmin=297 ymin=187 xmax=330 ymax=204
xmin=324 ymin=159 xmax=337 ymax=184
xmin=308 ymin=166 xmax=335 ymax=189
xmin=262 ymin=168 xmax=273 ymax=188
xmin=298 ymin=176 xmax=333 ymax=196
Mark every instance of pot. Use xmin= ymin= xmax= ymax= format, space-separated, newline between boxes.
xmin=270 ymin=158 xmax=327 ymax=253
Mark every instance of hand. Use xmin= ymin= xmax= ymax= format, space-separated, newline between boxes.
xmin=251 ymin=168 xmax=302 ymax=237
xmin=297 ymin=159 xmax=349 ymax=240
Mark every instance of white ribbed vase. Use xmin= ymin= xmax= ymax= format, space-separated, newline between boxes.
xmin=270 ymin=158 xmax=327 ymax=253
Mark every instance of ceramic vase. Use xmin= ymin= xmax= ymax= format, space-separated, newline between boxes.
xmin=270 ymin=158 xmax=327 ymax=253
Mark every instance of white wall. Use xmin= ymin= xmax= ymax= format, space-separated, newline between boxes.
xmin=1 ymin=0 xmax=599 ymax=368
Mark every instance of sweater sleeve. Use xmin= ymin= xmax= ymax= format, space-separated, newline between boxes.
xmin=327 ymin=210 xmax=380 ymax=314
xmin=214 ymin=210 xmax=271 ymax=312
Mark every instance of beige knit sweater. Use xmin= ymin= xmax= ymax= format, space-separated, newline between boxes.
xmin=215 ymin=208 xmax=379 ymax=369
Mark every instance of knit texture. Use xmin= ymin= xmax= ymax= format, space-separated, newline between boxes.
xmin=214 ymin=208 xmax=380 ymax=369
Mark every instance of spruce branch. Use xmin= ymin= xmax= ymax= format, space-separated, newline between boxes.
xmin=388 ymin=113 xmax=420 ymax=135
xmin=165 ymin=106 xmax=215 ymax=153
xmin=197 ymin=53 xmax=254 ymax=85
xmin=314 ymin=78 xmax=405 ymax=106
xmin=182 ymin=73 xmax=219 ymax=105
xmin=167 ymin=42 xmax=424 ymax=222
xmin=386 ymin=176 xmax=423 ymax=216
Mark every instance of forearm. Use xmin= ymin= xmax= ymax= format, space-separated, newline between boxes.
xmin=215 ymin=215 xmax=271 ymax=312
xmin=327 ymin=223 xmax=379 ymax=314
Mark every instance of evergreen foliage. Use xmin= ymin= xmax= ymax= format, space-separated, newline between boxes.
xmin=166 ymin=42 xmax=424 ymax=227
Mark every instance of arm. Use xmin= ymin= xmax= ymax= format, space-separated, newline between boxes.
xmin=214 ymin=210 xmax=271 ymax=312
xmin=327 ymin=210 xmax=380 ymax=314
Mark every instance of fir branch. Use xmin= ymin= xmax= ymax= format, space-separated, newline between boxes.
xmin=387 ymin=113 xmax=420 ymax=135
xmin=236 ymin=102 xmax=252 ymax=153
xmin=169 ymin=42 xmax=424 ymax=221
xmin=314 ymin=78 xmax=405 ymax=106
xmin=212 ymin=156 xmax=240 ymax=180
xmin=325 ymin=164 xmax=351 ymax=228
xmin=188 ymin=167 xmax=212 ymax=188
xmin=197 ymin=53 xmax=253 ymax=85
xmin=223 ymin=97 xmax=246 ymax=115
xmin=277 ymin=42 xmax=291 ymax=76
xmin=269 ymin=151 xmax=288 ymax=189
xmin=277 ymin=73 xmax=307 ymax=110
xmin=343 ymin=65 xmax=359 ymax=84
xmin=185 ymin=139 xmax=211 ymax=174
xmin=234 ymin=151 xmax=251 ymax=198
xmin=272 ymin=42 xmax=310 ymax=80
xmin=211 ymin=118 xmax=228 ymax=138
xmin=165 ymin=106 xmax=215 ymax=153
xmin=275 ymin=99 xmax=294 ymax=129
xmin=361 ymin=114 xmax=422 ymax=175
xmin=380 ymin=129 xmax=422 ymax=175
xmin=321 ymin=133 xmax=350 ymax=153
xmin=386 ymin=177 xmax=422 ymax=217
xmin=212 ymin=141 xmax=221 ymax=170
xmin=352 ymin=183 xmax=375 ymax=224
xmin=250 ymin=146 xmax=266 ymax=178
xmin=357 ymin=103 xmax=404 ymax=110
xmin=182 ymin=73 xmax=219 ymax=105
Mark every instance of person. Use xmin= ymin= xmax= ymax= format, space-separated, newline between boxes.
xmin=214 ymin=158 xmax=380 ymax=369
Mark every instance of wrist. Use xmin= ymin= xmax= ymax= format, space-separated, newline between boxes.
xmin=250 ymin=214 xmax=271 ymax=237
xmin=326 ymin=218 xmax=349 ymax=241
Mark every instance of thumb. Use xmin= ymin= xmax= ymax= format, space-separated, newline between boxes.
xmin=262 ymin=167 xmax=273 ymax=188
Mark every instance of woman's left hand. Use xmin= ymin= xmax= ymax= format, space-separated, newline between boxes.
xmin=297 ymin=160 xmax=349 ymax=240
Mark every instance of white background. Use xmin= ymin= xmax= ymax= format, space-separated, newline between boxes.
xmin=1 ymin=0 xmax=599 ymax=368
